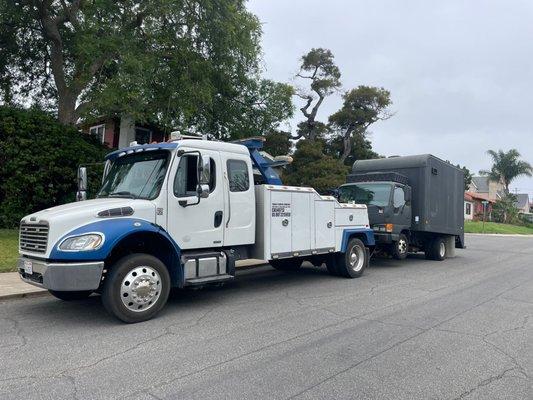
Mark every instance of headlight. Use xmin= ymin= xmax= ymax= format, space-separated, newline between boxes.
xmin=59 ymin=234 xmax=104 ymax=251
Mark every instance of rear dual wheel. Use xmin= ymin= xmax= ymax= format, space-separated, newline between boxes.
xmin=425 ymin=237 xmax=447 ymax=261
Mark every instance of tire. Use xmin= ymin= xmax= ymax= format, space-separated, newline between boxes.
xmin=49 ymin=290 xmax=92 ymax=301
xmin=270 ymin=258 xmax=302 ymax=272
xmin=425 ymin=237 xmax=446 ymax=261
xmin=101 ymin=254 xmax=171 ymax=323
xmin=334 ymin=238 xmax=369 ymax=278
xmin=391 ymin=233 xmax=409 ymax=260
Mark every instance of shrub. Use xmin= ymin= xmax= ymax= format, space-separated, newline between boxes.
xmin=283 ymin=140 xmax=349 ymax=194
xmin=0 ymin=106 xmax=109 ymax=228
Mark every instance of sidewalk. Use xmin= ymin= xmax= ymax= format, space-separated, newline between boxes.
xmin=0 ymin=259 xmax=268 ymax=301
xmin=0 ymin=272 xmax=47 ymax=300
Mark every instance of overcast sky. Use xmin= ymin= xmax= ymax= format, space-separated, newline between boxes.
xmin=247 ymin=0 xmax=533 ymax=197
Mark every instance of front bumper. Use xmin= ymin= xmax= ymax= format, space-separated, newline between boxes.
xmin=372 ymin=232 xmax=400 ymax=244
xmin=18 ymin=257 xmax=104 ymax=291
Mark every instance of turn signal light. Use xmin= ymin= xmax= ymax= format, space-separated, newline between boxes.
xmin=385 ymin=223 xmax=394 ymax=232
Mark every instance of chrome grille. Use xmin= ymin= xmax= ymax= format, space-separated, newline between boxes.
xmin=19 ymin=221 xmax=49 ymax=253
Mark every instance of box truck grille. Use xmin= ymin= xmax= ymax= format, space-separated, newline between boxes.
xmin=19 ymin=222 xmax=49 ymax=253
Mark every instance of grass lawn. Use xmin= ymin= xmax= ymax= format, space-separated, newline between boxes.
xmin=0 ymin=229 xmax=19 ymax=273
xmin=465 ymin=220 xmax=533 ymax=235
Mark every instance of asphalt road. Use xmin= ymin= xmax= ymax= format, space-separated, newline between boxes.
xmin=1 ymin=234 xmax=532 ymax=400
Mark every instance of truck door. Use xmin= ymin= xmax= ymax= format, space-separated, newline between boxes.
xmin=167 ymin=148 xmax=224 ymax=250
xmin=392 ymin=185 xmax=411 ymax=230
xmin=220 ymin=154 xmax=255 ymax=246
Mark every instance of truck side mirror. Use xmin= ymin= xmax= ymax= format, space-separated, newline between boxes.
xmin=76 ymin=167 xmax=87 ymax=201
xmin=198 ymin=155 xmax=211 ymax=186
xmin=404 ymin=187 xmax=412 ymax=203
xmin=196 ymin=154 xmax=211 ymax=201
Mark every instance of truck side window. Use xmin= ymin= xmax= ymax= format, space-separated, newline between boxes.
xmin=227 ymin=160 xmax=249 ymax=192
xmin=174 ymin=155 xmax=216 ymax=197
xmin=393 ymin=186 xmax=406 ymax=210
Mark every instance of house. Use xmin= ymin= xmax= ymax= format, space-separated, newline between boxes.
xmin=464 ymin=192 xmax=495 ymax=221
xmin=468 ymin=176 xmax=505 ymax=201
xmin=80 ymin=115 xmax=167 ymax=148
xmin=514 ymin=193 xmax=530 ymax=214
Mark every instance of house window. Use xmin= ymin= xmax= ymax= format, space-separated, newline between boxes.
xmin=89 ymin=124 xmax=105 ymax=143
xmin=227 ymin=160 xmax=250 ymax=192
xmin=135 ymin=127 xmax=152 ymax=145
xmin=465 ymin=202 xmax=472 ymax=215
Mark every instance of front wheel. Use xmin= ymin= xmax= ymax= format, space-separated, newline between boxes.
xmin=391 ymin=233 xmax=409 ymax=260
xmin=332 ymin=238 xmax=369 ymax=278
xmin=49 ymin=290 xmax=92 ymax=301
xmin=101 ymin=254 xmax=170 ymax=323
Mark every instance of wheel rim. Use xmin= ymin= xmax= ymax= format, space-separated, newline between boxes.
xmin=120 ymin=266 xmax=162 ymax=313
xmin=349 ymin=244 xmax=365 ymax=272
xmin=398 ymin=238 xmax=407 ymax=254
xmin=439 ymin=242 xmax=446 ymax=258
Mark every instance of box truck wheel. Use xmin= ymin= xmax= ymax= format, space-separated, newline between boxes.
xmin=391 ymin=234 xmax=409 ymax=260
xmin=102 ymin=254 xmax=170 ymax=323
xmin=270 ymin=258 xmax=302 ymax=272
xmin=334 ymin=238 xmax=368 ymax=278
xmin=425 ymin=237 xmax=446 ymax=261
xmin=49 ymin=290 xmax=92 ymax=301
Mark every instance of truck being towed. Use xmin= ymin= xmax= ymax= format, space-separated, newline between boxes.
xmin=338 ymin=154 xmax=465 ymax=261
xmin=18 ymin=136 xmax=374 ymax=323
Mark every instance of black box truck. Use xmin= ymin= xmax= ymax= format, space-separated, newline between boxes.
xmin=338 ymin=154 xmax=465 ymax=261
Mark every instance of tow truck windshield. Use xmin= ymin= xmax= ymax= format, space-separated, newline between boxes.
xmin=338 ymin=183 xmax=392 ymax=207
xmin=98 ymin=150 xmax=170 ymax=200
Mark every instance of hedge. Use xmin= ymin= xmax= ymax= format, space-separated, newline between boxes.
xmin=0 ymin=106 xmax=109 ymax=228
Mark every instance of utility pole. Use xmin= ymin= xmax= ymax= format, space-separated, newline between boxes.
xmin=481 ymin=200 xmax=488 ymax=234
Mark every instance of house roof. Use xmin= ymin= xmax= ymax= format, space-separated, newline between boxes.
xmin=471 ymin=176 xmax=489 ymax=192
xmin=514 ymin=193 xmax=530 ymax=209
xmin=465 ymin=191 xmax=495 ymax=203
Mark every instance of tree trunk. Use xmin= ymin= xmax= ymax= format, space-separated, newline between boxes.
xmin=57 ymin=91 xmax=78 ymax=125
xmin=340 ymin=135 xmax=351 ymax=164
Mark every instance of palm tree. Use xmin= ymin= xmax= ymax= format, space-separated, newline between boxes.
xmin=480 ymin=149 xmax=533 ymax=193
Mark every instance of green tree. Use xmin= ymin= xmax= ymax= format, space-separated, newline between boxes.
xmin=480 ymin=149 xmax=533 ymax=193
xmin=284 ymin=140 xmax=348 ymax=194
xmin=263 ymin=131 xmax=292 ymax=156
xmin=0 ymin=0 xmax=292 ymax=136
xmin=457 ymin=164 xmax=473 ymax=191
xmin=294 ymin=48 xmax=341 ymax=140
xmin=328 ymin=86 xmax=391 ymax=164
xmin=325 ymin=132 xmax=380 ymax=166
xmin=0 ymin=106 xmax=108 ymax=227
xmin=492 ymin=194 xmax=519 ymax=224
xmin=222 ymin=79 xmax=294 ymax=140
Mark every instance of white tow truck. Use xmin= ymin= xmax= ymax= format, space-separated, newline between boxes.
xmin=18 ymin=137 xmax=374 ymax=322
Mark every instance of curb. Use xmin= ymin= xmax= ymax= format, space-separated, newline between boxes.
xmin=465 ymin=233 xmax=533 ymax=238
xmin=0 ymin=290 xmax=49 ymax=301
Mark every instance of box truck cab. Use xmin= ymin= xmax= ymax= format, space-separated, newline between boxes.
xmin=18 ymin=137 xmax=374 ymax=323
xmin=338 ymin=154 xmax=465 ymax=261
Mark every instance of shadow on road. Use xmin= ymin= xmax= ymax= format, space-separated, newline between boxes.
xmin=12 ymin=254 xmax=436 ymax=326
